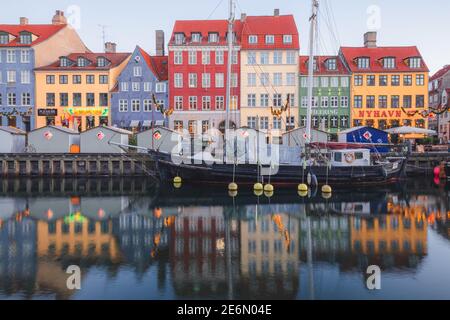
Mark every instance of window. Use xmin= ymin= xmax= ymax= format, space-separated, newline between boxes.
xmin=86 ymin=93 xmax=95 ymax=106
xmin=77 ymin=57 xmax=87 ymax=67
xmin=357 ymin=57 xmax=370 ymax=69
xmin=340 ymin=116 xmax=349 ymax=128
xmin=247 ymin=117 xmax=257 ymax=129
xmin=174 ymin=51 xmax=183 ymax=65
xmin=119 ymin=99 xmax=128 ymax=112
xmin=416 ymin=74 xmax=425 ymax=86
xmin=189 ymin=73 xmax=197 ymax=88
xmin=208 ymin=33 xmax=219 ymax=43
xmin=260 ymin=94 xmax=269 ymax=107
xmin=73 ymin=93 xmax=82 ymax=106
xmin=19 ymin=32 xmax=32 ymax=44
xmin=416 ymin=95 xmax=425 ymax=108
xmin=367 ymin=75 xmax=376 ymax=86
xmin=0 ymin=33 xmax=9 ymax=44
xmin=354 ymin=95 xmax=363 ymax=108
xmin=330 ymin=96 xmax=338 ymax=108
xmin=289 ymin=94 xmax=295 ymax=107
xmin=188 ymin=51 xmax=197 ymax=64
xmin=46 ymin=93 xmax=55 ymax=107
xmin=273 ymin=117 xmax=282 ymax=130
xmin=58 ymin=75 xmax=67 ymax=85
xmin=265 ymin=35 xmax=275 ymax=44
xmin=247 ymin=94 xmax=256 ymax=107
xmin=232 ymin=51 xmax=238 ymax=64
xmin=143 ymin=99 xmax=152 ymax=112
xmin=286 ymin=116 xmax=295 ymax=131
xmin=202 ymin=96 xmax=211 ymax=110
xmin=404 ymin=75 xmax=412 ymax=86
xmin=409 ymin=57 xmax=422 ymax=68
xmin=248 ymin=35 xmax=258 ymax=44
xmin=46 ymin=75 xmax=55 ymax=84
xmin=366 ymin=96 xmax=375 ymax=108
xmin=86 ymin=75 xmax=95 ymax=84
xmin=231 ymin=96 xmax=238 ymax=110
xmin=283 ymin=35 xmax=293 ymax=44
xmin=327 ymin=58 xmax=337 ymax=70
xmin=174 ymin=120 xmax=183 ymax=131
xmin=175 ymin=96 xmax=183 ymax=110
xmin=216 ymin=51 xmax=224 ymax=65
xmin=100 ymin=93 xmax=108 ymax=107
xmin=120 ymin=82 xmax=129 ymax=91
xmin=174 ymin=33 xmax=185 ymax=45
xmin=215 ymin=96 xmax=224 ymax=110
xmin=8 ymin=93 xmax=16 ymax=106
xmin=202 ymin=51 xmax=210 ymax=65
xmin=383 ymin=57 xmax=395 ymax=69
xmin=260 ymin=117 xmax=269 ymax=130
xmin=379 ymin=75 xmax=388 ymax=86
xmin=247 ymin=73 xmax=257 ymax=87
xmin=286 ymin=51 xmax=296 ymax=64
xmin=341 ymin=96 xmax=349 ymax=108
xmin=174 ymin=73 xmax=183 ymax=88
xmin=131 ymin=99 xmax=140 ymax=112
xmin=341 ymin=77 xmax=349 ymax=87
xmin=231 ymin=73 xmax=238 ymax=88
xmin=330 ymin=77 xmax=339 ymax=87
xmin=403 ymin=95 xmax=412 ymax=108
xmin=191 ymin=33 xmax=201 ymax=43
xmin=273 ymin=51 xmax=283 ymax=64
xmin=189 ymin=96 xmax=197 ymax=110
xmin=392 ymin=75 xmax=400 ymax=86
xmin=134 ymin=66 xmax=142 ymax=77
xmin=73 ymin=75 xmax=82 ymax=84
xmin=0 ymin=93 xmax=2 ymax=105
xmin=59 ymin=93 xmax=68 ymax=107
xmin=99 ymin=75 xmax=108 ymax=84
xmin=153 ymin=82 xmax=164 ymax=93
xmin=132 ymin=82 xmax=140 ymax=91
xmin=321 ymin=96 xmax=329 ymax=108
xmin=287 ymin=73 xmax=296 ymax=86
xmin=354 ymin=75 xmax=363 ymax=86
xmin=6 ymin=50 xmax=16 ymax=63
xmin=60 ymin=57 xmax=70 ymax=67
xmin=97 ymin=57 xmax=107 ymax=67
xmin=273 ymin=94 xmax=282 ymax=107
xmin=215 ymin=73 xmax=224 ymax=88
xmin=321 ymin=77 xmax=329 ymax=88
xmin=273 ymin=73 xmax=282 ymax=86
xmin=21 ymin=70 xmax=30 ymax=84
xmin=391 ymin=95 xmax=400 ymax=108
xmin=20 ymin=50 xmax=31 ymax=63
xmin=379 ymin=95 xmax=388 ymax=108
xmin=260 ymin=73 xmax=269 ymax=86
xmin=260 ymin=52 xmax=269 ymax=65
xmin=22 ymin=93 xmax=31 ymax=106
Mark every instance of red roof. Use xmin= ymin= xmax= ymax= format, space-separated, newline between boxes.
xmin=138 ymin=47 xmax=168 ymax=81
xmin=35 ymin=52 xmax=131 ymax=71
xmin=430 ymin=65 xmax=450 ymax=81
xmin=340 ymin=46 xmax=429 ymax=73
xmin=0 ymin=24 xmax=66 ymax=47
xmin=241 ymin=15 xmax=299 ymax=50
xmin=299 ymin=55 xmax=349 ymax=75
xmin=169 ymin=19 xmax=243 ymax=46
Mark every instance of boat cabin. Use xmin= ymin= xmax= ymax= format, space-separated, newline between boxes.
xmin=331 ymin=149 xmax=371 ymax=167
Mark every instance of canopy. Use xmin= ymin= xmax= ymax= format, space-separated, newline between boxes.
xmin=385 ymin=126 xmax=437 ymax=135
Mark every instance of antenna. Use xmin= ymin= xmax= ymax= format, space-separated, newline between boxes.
xmin=98 ymin=24 xmax=109 ymax=52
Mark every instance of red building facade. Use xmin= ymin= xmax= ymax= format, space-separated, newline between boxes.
xmin=168 ymin=20 xmax=242 ymax=133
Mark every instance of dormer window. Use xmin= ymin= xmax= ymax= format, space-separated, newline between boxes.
xmin=174 ymin=33 xmax=185 ymax=45
xmin=409 ymin=57 xmax=422 ymax=69
xmin=283 ymin=35 xmax=292 ymax=44
xmin=327 ymin=58 xmax=337 ymax=70
xmin=77 ymin=57 xmax=88 ymax=67
xmin=307 ymin=58 xmax=318 ymax=71
xmin=265 ymin=35 xmax=275 ymax=44
xmin=383 ymin=57 xmax=396 ymax=69
xmin=97 ymin=57 xmax=108 ymax=67
xmin=0 ymin=33 xmax=9 ymax=44
xmin=60 ymin=57 xmax=71 ymax=67
xmin=208 ymin=33 xmax=219 ymax=43
xmin=19 ymin=32 xmax=32 ymax=45
xmin=191 ymin=33 xmax=202 ymax=43
xmin=357 ymin=57 xmax=370 ymax=69
xmin=248 ymin=35 xmax=258 ymax=44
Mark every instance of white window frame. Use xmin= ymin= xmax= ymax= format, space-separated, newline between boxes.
xmin=189 ymin=73 xmax=197 ymax=88
xmin=156 ymin=82 xmax=166 ymax=93
xmin=174 ymin=73 xmax=183 ymax=88
xmin=143 ymin=99 xmax=152 ymax=112
xmin=119 ymin=99 xmax=128 ymax=112
xmin=174 ymin=51 xmax=183 ymax=65
xmin=175 ymin=96 xmax=183 ymax=110
xmin=131 ymin=99 xmax=140 ymax=112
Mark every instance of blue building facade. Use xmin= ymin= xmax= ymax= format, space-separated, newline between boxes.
xmin=111 ymin=46 xmax=168 ymax=131
xmin=0 ymin=47 xmax=35 ymax=131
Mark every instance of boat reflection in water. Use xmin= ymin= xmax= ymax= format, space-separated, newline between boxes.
xmin=0 ymin=178 xmax=449 ymax=300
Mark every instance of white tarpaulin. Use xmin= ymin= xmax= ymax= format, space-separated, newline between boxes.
xmin=385 ymin=126 xmax=437 ymax=135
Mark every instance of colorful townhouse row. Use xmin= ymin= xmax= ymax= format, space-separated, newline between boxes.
xmin=0 ymin=9 xmax=440 ymax=140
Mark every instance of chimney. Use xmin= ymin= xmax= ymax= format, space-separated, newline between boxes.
xmin=241 ymin=13 xmax=247 ymax=22
xmin=274 ymin=8 xmax=280 ymax=16
xmin=52 ymin=10 xmax=67 ymax=25
xmin=20 ymin=17 xmax=29 ymax=25
xmin=364 ymin=31 xmax=377 ymax=48
xmin=155 ymin=30 xmax=165 ymax=56
xmin=105 ymin=42 xmax=117 ymax=53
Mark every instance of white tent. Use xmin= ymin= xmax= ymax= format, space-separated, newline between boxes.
xmin=385 ymin=126 xmax=437 ymax=136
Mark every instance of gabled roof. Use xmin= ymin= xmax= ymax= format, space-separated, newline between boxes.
xmin=340 ymin=46 xmax=429 ymax=73
xmin=0 ymin=126 xmax=26 ymax=135
xmin=82 ymin=125 xmax=132 ymax=135
xmin=138 ymin=47 xmax=168 ymax=81
xmin=0 ymin=24 xmax=66 ymax=47
xmin=299 ymin=55 xmax=349 ymax=75
xmin=430 ymin=65 xmax=450 ymax=81
xmin=169 ymin=19 xmax=243 ymax=46
xmin=35 ymin=52 xmax=131 ymax=71
xmin=31 ymin=125 xmax=79 ymax=135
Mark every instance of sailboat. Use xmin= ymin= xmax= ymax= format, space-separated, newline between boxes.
xmin=151 ymin=0 xmax=407 ymax=188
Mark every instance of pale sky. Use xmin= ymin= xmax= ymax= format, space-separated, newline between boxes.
xmin=1 ymin=0 xmax=448 ymax=74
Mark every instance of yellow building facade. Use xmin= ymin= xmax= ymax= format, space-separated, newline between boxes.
xmin=34 ymin=53 xmax=130 ymax=131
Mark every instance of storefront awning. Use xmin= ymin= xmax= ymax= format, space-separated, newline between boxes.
xmin=130 ymin=120 xmax=140 ymax=128
xmin=142 ymin=120 xmax=152 ymax=127
xmin=155 ymin=120 xmax=165 ymax=127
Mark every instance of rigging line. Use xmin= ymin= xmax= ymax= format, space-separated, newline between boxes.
xmin=318 ymin=8 xmax=338 ymax=54
xmin=325 ymin=0 xmax=341 ymax=47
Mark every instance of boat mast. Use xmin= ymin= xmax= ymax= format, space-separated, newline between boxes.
xmin=225 ymin=0 xmax=235 ymax=132
xmin=306 ymin=0 xmax=319 ymax=142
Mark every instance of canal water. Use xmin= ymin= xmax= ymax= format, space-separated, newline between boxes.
xmin=0 ymin=177 xmax=449 ymax=300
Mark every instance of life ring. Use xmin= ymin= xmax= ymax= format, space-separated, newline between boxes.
xmin=345 ymin=153 xmax=355 ymax=164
